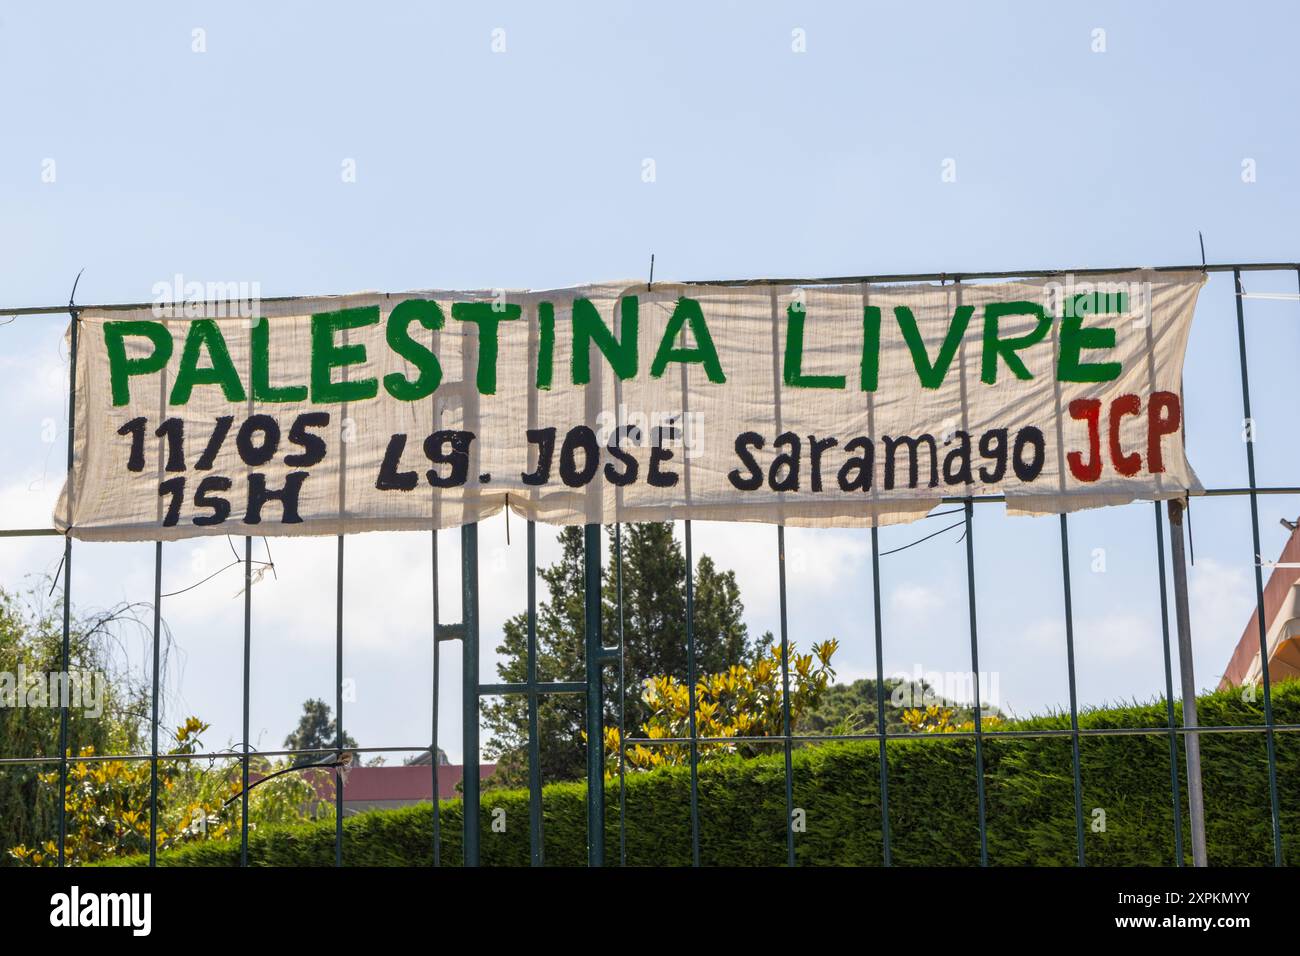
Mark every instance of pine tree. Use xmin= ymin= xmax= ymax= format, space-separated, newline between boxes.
xmin=283 ymin=698 xmax=357 ymax=767
xmin=482 ymin=527 xmax=589 ymax=785
xmin=483 ymin=522 xmax=755 ymax=786
xmin=604 ymin=524 xmax=757 ymax=731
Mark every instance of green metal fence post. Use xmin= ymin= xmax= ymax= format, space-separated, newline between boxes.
xmin=684 ymin=521 xmax=701 ymax=866
xmin=149 ymin=541 xmax=161 ymax=867
xmin=527 ymin=519 xmax=544 ymax=866
xmin=431 ymin=529 xmax=442 ymax=866
xmin=776 ymin=526 xmax=795 ymax=866
xmin=241 ymin=537 xmax=252 ymax=866
xmin=1232 ymin=268 xmax=1285 ymax=866
xmin=870 ymin=526 xmax=891 ymax=865
xmin=962 ymin=500 xmax=990 ymax=866
xmin=334 ymin=535 xmax=345 ymax=867
xmin=1057 ymin=514 xmax=1086 ymax=866
xmin=462 ymin=522 xmax=480 ymax=866
xmin=615 ymin=523 xmax=627 ymax=866
xmin=584 ymin=523 xmax=605 ymax=866
xmin=55 ymin=307 xmax=78 ymax=867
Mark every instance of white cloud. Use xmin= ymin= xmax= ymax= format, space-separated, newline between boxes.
xmin=1074 ymin=611 xmax=1158 ymax=666
xmin=782 ymin=529 xmax=871 ymax=595
xmin=889 ymin=581 xmax=942 ymax=619
xmin=0 ymin=477 xmax=60 ymax=530
xmin=690 ymin=525 xmax=870 ymax=603
xmin=0 ymin=480 xmax=64 ymax=589
xmin=1188 ymin=558 xmax=1254 ymax=649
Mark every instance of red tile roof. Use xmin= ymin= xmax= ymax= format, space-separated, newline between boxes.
xmin=274 ymin=763 xmax=497 ymax=804
xmin=1220 ymin=525 xmax=1300 ymax=688
xmin=345 ymin=763 xmax=496 ymax=802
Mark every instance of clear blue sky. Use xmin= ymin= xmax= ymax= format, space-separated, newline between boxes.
xmin=1 ymin=1 xmax=1298 ymax=763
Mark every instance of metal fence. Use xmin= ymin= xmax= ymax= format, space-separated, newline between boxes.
xmin=2 ymin=260 xmax=1298 ymax=867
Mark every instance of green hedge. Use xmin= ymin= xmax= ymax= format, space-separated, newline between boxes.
xmin=103 ymin=683 xmax=1300 ymax=866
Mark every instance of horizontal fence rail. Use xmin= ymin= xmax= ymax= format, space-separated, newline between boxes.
xmin=1 ymin=261 xmax=1296 ymax=868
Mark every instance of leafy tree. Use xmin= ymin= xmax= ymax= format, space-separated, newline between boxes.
xmin=283 ymin=698 xmax=357 ymax=766
xmin=606 ymin=524 xmax=756 ymax=728
xmin=0 ymin=584 xmax=151 ymax=862
xmin=606 ymin=639 xmax=838 ymax=773
xmin=607 ymin=524 xmax=757 ymax=731
xmin=9 ymin=717 xmax=323 ymax=866
xmin=899 ymin=704 xmax=1003 ymax=734
xmin=0 ymin=584 xmax=329 ymax=865
xmin=484 ymin=523 xmax=756 ymax=786
xmin=483 ymin=527 xmax=588 ymax=786
xmin=795 ymin=678 xmax=910 ymax=736
xmin=796 ymin=677 xmax=991 ymax=736
xmin=690 ymin=554 xmax=752 ymax=673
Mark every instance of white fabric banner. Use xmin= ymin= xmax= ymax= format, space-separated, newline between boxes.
xmin=54 ymin=271 xmax=1205 ymax=541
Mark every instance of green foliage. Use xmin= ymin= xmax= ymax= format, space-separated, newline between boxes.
xmin=610 ymin=639 xmax=838 ymax=773
xmin=899 ymin=703 xmax=1003 ymax=734
xmin=283 ymin=698 xmax=357 ymax=766
xmin=0 ymin=585 xmax=151 ymax=862
xmin=483 ymin=523 xmax=754 ymax=787
xmin=10 ymin=717 xmax=328 ymax=866
xmin=482 ymin=527 xmax=588 ymax=786
xmin=795 ymin=677 xmax=987 ymax=736
xmin=111 ymin=681 xmax=1300 ymax=867
xmin=611 ymin=525 xmax=754 ymax=710
xmin=0 ymin=584 xmax=328 ymax=865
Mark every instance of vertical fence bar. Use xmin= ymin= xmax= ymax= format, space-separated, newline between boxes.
xmin=334 ymin=535 xmax=345 ymax=866
xmin=615 ymin=522 xmax=627 ymax=867
xmin=55 ymin=522 xmax=73 ymax=862
xmin=776 ymin=526 xmax=795 ymax=866
xmin=461 ymin=522 xmax=480 ymax=867
xmin=1153 ymin=502 xmax=1185 ymax=865
xmin=962 ymin=500 xmax=989 ymax=866
xmin=526 ymin=520 xmax=543 ymax=866
xmin=149 ymin=541 xmax=162 ymax=867
xmin=684 ymin=520 xmax=701 ymax=867
xmin=870 ymin=526 xmax=891 ymax=866
xmin=240 ymin=537 xmax=251 ymax=866
xmin=55 ymin=308 xmax=78 ymax=867
xmin=583 ymin=523 xmax=605 ymax=866
xmin=1232 ymin=268 xmax=1284 ymax=866
xmin=1057 ymin=515 xmax=1086 ymax=866
xmin=431 ymin=530 xmax=441 ymax=866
